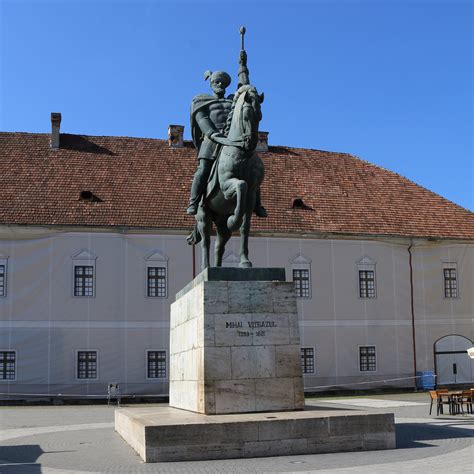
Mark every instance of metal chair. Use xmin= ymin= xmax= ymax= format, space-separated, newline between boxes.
xmin=107 ymin=383 xmax=120 ymax=407
xmin=460 ymin=390 xmax=472 ymax=414
xmin=429 ymin=390 xmax=441 ymax=415
xmin=436 ymin=389 xmax=451 ymax=415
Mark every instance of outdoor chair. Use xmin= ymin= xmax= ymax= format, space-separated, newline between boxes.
xmin=460 ymin=390 xmax=472 ymax=414
xmin=429 ymin=390 xmax=441 ymax=415
xmin=107 ymin=383 xmax=120 ymax=407
xmin=436 ymin=390 xmax=452 ymax=415
xmin=450 ymin=393 xmax=463 ymax=415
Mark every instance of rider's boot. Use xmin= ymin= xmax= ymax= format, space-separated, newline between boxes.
xmin=186 ymin=203 xmax=199 ymax=216
xmin=187 ymin=159 xmax=213 ymax=215
xmin=254 ymin=188 xmax=268 ymax=218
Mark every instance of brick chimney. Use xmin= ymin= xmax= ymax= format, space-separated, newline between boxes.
xmin=168 ymin=125 xmax=184 ymax=148
xmin=256 ymin=131 xmax=269 ymax=152
xmin=50 ymin=112 xmax=62 ymax=149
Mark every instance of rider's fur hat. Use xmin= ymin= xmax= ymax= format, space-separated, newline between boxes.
xmin=204 ymin=70 xmax=231 ymax=87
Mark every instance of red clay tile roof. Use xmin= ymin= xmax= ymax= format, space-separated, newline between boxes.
xmin=0 ymin=132 xmax=473 ymax=240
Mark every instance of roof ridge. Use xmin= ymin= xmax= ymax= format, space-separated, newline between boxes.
xmin=0 ymin=131 xmax=173 ymax=142
xmin=268 ymin=143 xmax=353 ymax=156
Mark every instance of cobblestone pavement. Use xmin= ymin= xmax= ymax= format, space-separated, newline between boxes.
xmin=0 ymin=393 xmax=472 ymax=473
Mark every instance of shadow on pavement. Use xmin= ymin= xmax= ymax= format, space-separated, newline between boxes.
xmin=396 ymin=422 xmax=474 ymax=449
xmin=0 ymin=444 xmax=43 ymax=474
xmin=0 ymin=445 xmax=45 ymax=465
xmin=303 ymin=402 xmax=359 ymax=411
xmin=0 ymin=445 xmax=73 ymax=473
xmin=0 ymin=463 xmax=42 ymax=473
xmin=303 ymin=404 xmax=358 ymax=412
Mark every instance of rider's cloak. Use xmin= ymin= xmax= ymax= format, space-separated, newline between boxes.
xmin=190 ymin=94 xmax=234 ymax=152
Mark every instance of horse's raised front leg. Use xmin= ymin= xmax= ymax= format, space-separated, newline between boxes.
xmin=214 ymin=216 xmax=232 ymax=267
xmin=239 ymin=188 xmax=257 ymax=268
xmin=196 ymin=206 xmax=212 ymax=269
xmin=222 ymin=178 xmax=247 ymax=231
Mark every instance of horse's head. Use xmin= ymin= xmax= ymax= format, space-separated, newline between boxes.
xmin=243 ymin=86 xmax=264 ymax=124
xmin=226 ymin=85 xmax=264 ymax=153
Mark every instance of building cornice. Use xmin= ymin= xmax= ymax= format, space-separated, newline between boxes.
xmin=0 ymin=223 xmax=473 ymax=246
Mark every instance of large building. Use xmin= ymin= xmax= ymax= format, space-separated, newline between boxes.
xmin=0 ymin=115 xmax=473 ymax=399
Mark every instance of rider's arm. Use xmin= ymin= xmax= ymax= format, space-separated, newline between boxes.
xmin=195 ymin=110 xmax=221 ymax=139
xmin=238 ymin=50 xmax=249 ymax=87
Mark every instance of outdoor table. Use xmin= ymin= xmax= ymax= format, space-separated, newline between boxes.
xmin=446 ymin=391 xmax=463 ymax=415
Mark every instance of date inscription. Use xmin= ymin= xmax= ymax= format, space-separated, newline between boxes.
xmin=226 ymin=320 xmax=276 ymax=338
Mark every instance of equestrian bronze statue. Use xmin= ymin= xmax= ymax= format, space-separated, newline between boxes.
xmin=187 ymin=27 xmax=265 ymax=269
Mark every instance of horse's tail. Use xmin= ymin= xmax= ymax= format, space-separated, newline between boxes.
xmin=186 ymin=224 xmax=202 ymax=246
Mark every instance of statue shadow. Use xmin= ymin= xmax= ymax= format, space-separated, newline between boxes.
xmin=0 ymin=445 xmax=73 ymax=473
xmin=396 ymin=421 xmax=474 ymax=449
xmin=59 ymin=134 xmax=116 ymax=155
xmin=303 ymin=403 xmax=359 ymax=412
xmin=0 ymin=464 xmax=42 ymax=473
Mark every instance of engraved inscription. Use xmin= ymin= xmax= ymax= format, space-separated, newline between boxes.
xmin=226 ymin=321 xmax=243 ymax=328
xmin=227 ymin=320 xmax=277 ymax=338
xmin=248 ymin=321 xmax=276 ymax=329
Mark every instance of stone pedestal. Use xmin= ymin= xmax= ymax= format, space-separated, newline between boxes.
xmin=115 ymin=268 xmax=396 ymax=462
xmin=169 ymin=268 xmax=304 ymax=414
xmin=115 ymin=406 xmax=396 ymax=462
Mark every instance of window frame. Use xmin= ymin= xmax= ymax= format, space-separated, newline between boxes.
xmin=71 ymin=249 xmax=97 ymax=298
xmin=359 ymin=269 xmax=376 ymax=299
xmin=74 ymin=265 xmax=95 ymax=297
xmin=290 ymin=254 xmax=312 ymax=299
xmin=145 ymin=349 xmax=168 ymax=380
xmin=359 ymin=345 xmax=377 ymax=372
xmin=0 ymin=255 xmax=8 ymax=298
xmin=300 ymin=346 xmax=315 ymax=375
xmin=356 ymin=256 xmax=377 ymax=300
xmin=0 ymin=350 xmax=17 ymax=381
xmin=144 ymin=251 xmax=169 ymax=299
xmin=147 ymin=266 xmax=167 ymax=298
xmin=442 ymin=262 xmax=459 ymax=299
xmin=75 ymin=349 xmax=99 ymax=380
xmin=293 ymin=268 xmax=311 ymax=298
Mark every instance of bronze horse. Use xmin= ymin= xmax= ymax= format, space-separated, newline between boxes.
xmin=188 ymin=84 xmax=264 ymax=269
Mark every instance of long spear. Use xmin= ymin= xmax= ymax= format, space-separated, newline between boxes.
xmin=240 ymin=26 xmax=246 ymax=50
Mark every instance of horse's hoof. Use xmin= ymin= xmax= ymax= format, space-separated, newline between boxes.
xmin=240 ymin=261 xmax=253 ymax=268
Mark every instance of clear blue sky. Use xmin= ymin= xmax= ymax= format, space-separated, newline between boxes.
xmin=1 ymin=0 xmax=472 ymax=210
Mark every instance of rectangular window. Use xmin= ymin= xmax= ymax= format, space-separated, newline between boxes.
xmin=147 ymin=267 xmax=166 ymax=298
xmin=77 ymin=351 xmax=97 ymax=379
xmin=359 ymin=346 xmax=376 ymax=371
xmin=147 ymin=351 xmax=166 ymax=379
xmin=293 ymin=269 xmax=310 ymax=298
xmin=359 ymin=270 xmax=376 ymax=298
xmin=443 ymin=268 xmax=458 ymax=298
xmin=74 ymin=266 xmax=94 ymax=297
xmin=0 ymin=351 xmax=16 ymax=380
xmin=0 ymin=265 xmax=5 ymax=297
xmin=301 ymin=347 xmax=315 ymax=374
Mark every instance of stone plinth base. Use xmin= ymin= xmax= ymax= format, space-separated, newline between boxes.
xmin=170 ymin=267 xmax=304 ymax=414
xmin=115 ymin=406 xmax=396 ymax=462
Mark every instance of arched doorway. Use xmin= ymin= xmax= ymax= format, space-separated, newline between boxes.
xmin=434 ymin=335 xmax=473 ymax=385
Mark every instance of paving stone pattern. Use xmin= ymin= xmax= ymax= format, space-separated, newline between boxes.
xmin=0 ymin=393 xmax=473 ymax=473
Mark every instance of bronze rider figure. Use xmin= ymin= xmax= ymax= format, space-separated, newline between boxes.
xmin=187 ymin=49 xmax=267 ymax=217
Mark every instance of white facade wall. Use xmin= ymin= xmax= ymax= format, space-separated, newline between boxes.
xmin=412 ymin=243 xmax=474 ymax=380
xmin=0 ymin=228 xmax=472 ymax=398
